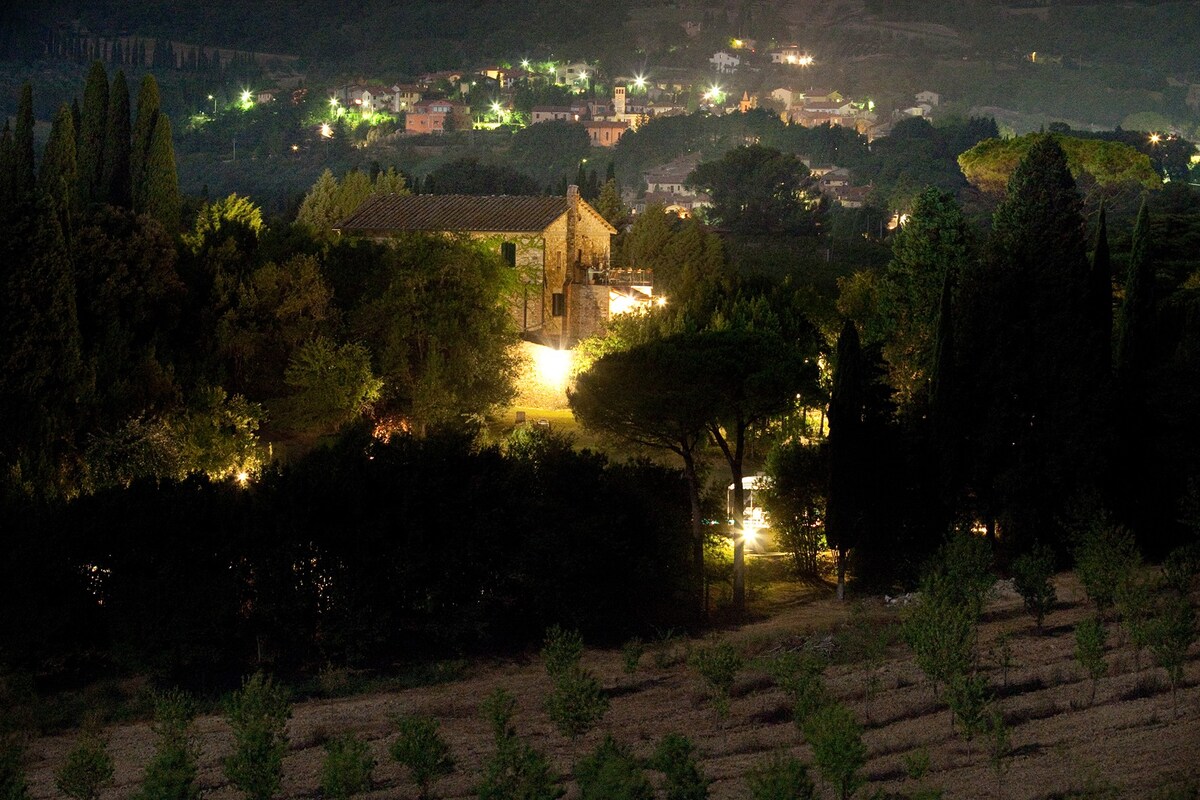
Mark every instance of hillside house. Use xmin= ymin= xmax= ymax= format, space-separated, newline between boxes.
xmin=644 ymin=153 xmax=703 ymax=196
xmin=770 ymin=46 xmax=808 ymax=65
xmin=389 ymin=84 xmax=423 ymax=112
xmin=710 ymin=51 xmax=740 ymax=74
xmin=332 ymin=187 xmax=618 ymax=345
xmin=585 ymin=120 xmax=630 ymax=147
xmin=405 ymin=99 xmax=470 ymax=134
xmin=555 ymin=62 xmax=592 ymax=86
xmin=354 ymin=84 xmax=393 ymax=113
xmin=915 ymin=90 xmax=940 ymax=106
xmin=531 ymin=106 xmax=579 ymax=124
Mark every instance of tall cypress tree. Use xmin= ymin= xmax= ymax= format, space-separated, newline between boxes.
xmin=1115 ymin=199 xmax=1154 ymax=384
xmin=965 ymin=134 xmax=1099 ymax=548
xmin=78 ymin=60 xmax=110 ymax=207
xmin=38 ymin=104 xmax=79 ymax=226
xmin=931 ymin=269 xmax=958 ymax=496
xmin=131 ymin=74 xmax=161 ymax=213
xmin=0 ymin=196 xmax=85 ymax=484
xmin=102 ymin=70 xmax=132 ymax=208
xmin=71 ymin=97 xmax=82 ymax=141
xmin=13 ymin=82 xmax=36 ymax=197
xmin=0 ymin=121 xmax=13 ymax=207
xmin=827 ymin=319 xmax=865 ymax=601
xmin=1089 ymin=202 xmax=1113 ymax=380
xmin=142 ymin=113 xmax=180 ymax=232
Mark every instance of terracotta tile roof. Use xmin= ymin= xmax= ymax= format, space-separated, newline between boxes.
xmin=334 ymin=194 xmax=569 ymax=234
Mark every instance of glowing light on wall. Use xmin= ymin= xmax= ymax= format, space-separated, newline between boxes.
xmin=529 ymin=344 xmax=574 ymax=392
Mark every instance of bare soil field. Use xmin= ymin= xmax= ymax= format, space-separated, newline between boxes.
xmin=20 ymin=572 xmax=1200 ymax=799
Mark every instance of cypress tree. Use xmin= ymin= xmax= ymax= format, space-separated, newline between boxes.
xmin=0 ymin=195 xmax=85 ymax=477
xmin=131 ymin=74 xmax=161 ymax=214
xmin=13 ymin=82 xmax=36 ymax=197
xmin=1112 ymin=199 xmax=1157 ymax=541
xmin=102 ymin=70 xmax=132 ymax=208
xmin=142 ymin=113 xmax=180 ymax=232
xmin=827 ymin=319 xmax=865 ymax=601
xmin=1089 ymin=202 xmax=1113 ymax=380
xmin=0 ymin=121 xmax=13 ymax=207
xmin=38 ymin=104 xmax=79 ymax=225
xmin=1115 ymin=199 xmax=1154 ymax=384
xmin=78 ymin=60 xmax=110 ymax=207
xmin=71 ymin=97 xmax=81 ymax=141
xmin=968 ymin=134 xmax=1098 ymax=548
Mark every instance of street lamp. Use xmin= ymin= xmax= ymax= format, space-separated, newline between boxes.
xmin=207 ymin=93 xmax=215 ymax=114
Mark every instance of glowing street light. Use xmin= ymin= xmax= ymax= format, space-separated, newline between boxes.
xmin=1149 ymin=132 xmax=1162 ymax=144
xmin=521 ymin=58 xmax=531 ymax=69
xmin=798 ymin=54 xmax=814 ymax=67
xmin=240 ymin=89 xmax=253 ymax=110
xmin=207 ymin=93 xmax=215 ymax=114
xmin=319 ymin=122 xmax=333 ymax=138
xmin=633 ymin=74 xmax=647 ymax=90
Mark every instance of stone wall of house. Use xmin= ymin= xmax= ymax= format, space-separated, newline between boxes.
xmin=471 ymin=232 xmax=547 ymax=334
xmin=567 ymin=283 xmax=609 ymax=343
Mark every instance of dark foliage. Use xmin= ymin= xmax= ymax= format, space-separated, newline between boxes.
xmin=0 ymin=429 xmax=695 ymax=688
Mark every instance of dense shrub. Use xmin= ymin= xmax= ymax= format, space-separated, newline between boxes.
xmin=575 ymin=737 xmax=653 ymax=800
xmin=689 ymin=642 xmax=743 ymax=716
xmin=477 ymin=689 xmax=563 ymax=800
xmin=544 ymin=666 xmax=609 ymax=739
xmin=321 ymin=735 xmax=375 ymax=800
xmin=0 ymin=736 xmax=30 ymax=800
xmin=55 ymin=732 xmax=113 ymax=800
xmin=1074 ymin=617 xmax=1108 ymax=705
xmin=1074 ymin=524 xmax=1140 ymax=613
xmin=133 ymin=690 xmax=200 ymax=800
xmin=802 ymin=704 xmax=866 ymax=800
xmin=746 ymin=753 xmax=816 ymax=800
xmin=390 ymin=716 xmax=452 ymax=799
xmin=651 ymin=734 xmax=709 ymax=800
xmin=222 ymin=673 xmax=291 ymax=800
xmin=1011 ymin=542 xmax=1057 ymax=629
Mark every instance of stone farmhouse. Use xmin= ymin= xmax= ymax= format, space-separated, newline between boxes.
xmin=333 ymin=187 xmax=619 ymax=345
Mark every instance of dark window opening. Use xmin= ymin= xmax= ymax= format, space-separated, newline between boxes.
xmin=552 ymin=293 xmax=565 ymax=317
xmin=501 ymin=241 xmax=517 ymax=267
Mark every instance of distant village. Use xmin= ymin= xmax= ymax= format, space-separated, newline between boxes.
xmin=47 ymin=22 xmax=955 ymax=216
xmin=292 ymin=43 xmax=944 ymax=215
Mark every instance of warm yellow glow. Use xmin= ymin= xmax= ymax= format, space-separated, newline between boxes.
xmin=731 ymin=38 xmax=744 ymax=48
xmin=610 ymin=292 xmax=639 ymax=316
xmin=798 ymin=54 xmax=814 ymax=66
xmin=529 ymin=345 xmax=574 ymax=392
xmin=1149 ymin=133 xmax=1162 ymax=144
xmin=291 ymin=144 xmax=299 ymax=152
xmin=330 ymin=97 xmax=339 ymax=107
xmin=655 ymin=296 xmax=667 ymax=307
xmin=319 ymin=122 xmax=333 ymax=138
xmin=240 ymin=90 xmax=252 ymax=103
xmin=236 ymin=471 xmax=250 ymax=486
